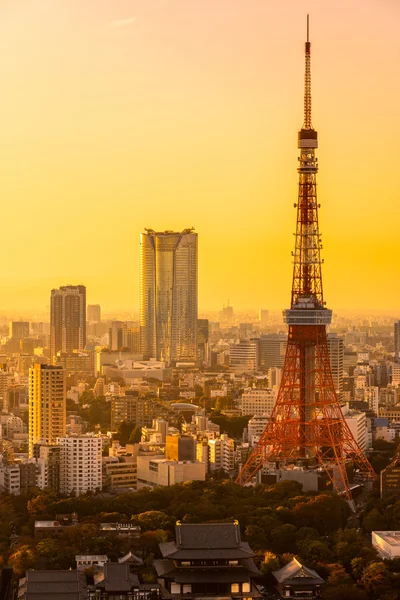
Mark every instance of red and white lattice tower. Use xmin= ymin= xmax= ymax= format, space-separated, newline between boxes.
xmin=237 ymin=17 xmax=375 ymax=500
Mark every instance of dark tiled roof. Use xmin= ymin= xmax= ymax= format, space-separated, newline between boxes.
xmin=175 ymin=523 xmax=242 ymax=549
xmin=95 ymin=563 xmax=140 ymax=592
xmin=22 ymin=570 xmax=87 ymax=600
xmin=159 ymin=523 xmax=254 ymax=560
xmin=273 ymin=558 xmax=324 ymax=585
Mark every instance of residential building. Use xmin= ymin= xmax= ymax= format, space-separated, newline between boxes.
xmin=111 ymin=393 xmax=154 ymax=430
xmin=58 ymin=435 xmax=102 ymax=495
xmin=55 ymin=351 xmax=95 ymax=376
xmin=28 ymin=365 xmax=66 ymax=457
xmin=208 ymin=434 xmax=235 ymax=473
xmin=140 ymin=229 xmax=197 ymax=365
xmin=268 ymin=367 xmax=282 ymax=390
xmin=33 ymin=444 xmax=61 ymax=492
xmin=342 ymin=404 xmax=368 ymax=452
xmin=165 ymin=435 xmax=196 ymax=461
xmin=50 ymin=285 xmax=86 ymax=359
xmin=240 ymin=388 xmax=277 ymax=417
xmin=154 ymin=521 xmax=262 ymax=599
xmin=364 ymin=386 xmax=379 ymax=416
xmin=247 ymin=416 xmax=269 ymax=446
xmin=103 ymin=456 xmax=137 ymax=490
xmin=327 ymin=333 xmax=344 ymax=400
xmin=229 ymin=341 xmax=258 ymax=373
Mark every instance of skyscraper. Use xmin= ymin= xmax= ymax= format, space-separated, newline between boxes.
xmin=50 ymin=285 xmax=86 ymax=359
xmin=29 ymin=364 xmax=66 ymax=457
xmin=395 ymin=321 xmax=400 ymax=361
xmin=327 ymin=333 xmax=344 ymax=401
xmin=87 ymin=304 xmax=101 ymax=323
xmin=140 ymin=229 xmax=197 ymax=365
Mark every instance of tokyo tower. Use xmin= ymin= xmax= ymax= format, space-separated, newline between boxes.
xmin=237 ymin=17 xmax=375 ymax=501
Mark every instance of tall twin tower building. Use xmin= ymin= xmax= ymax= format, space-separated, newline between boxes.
xmin=140 ymin=228 xmax=198 ymax=365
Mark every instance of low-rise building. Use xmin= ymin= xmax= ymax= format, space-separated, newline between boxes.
xmin=137 ymin=457 xmax=206 ymax=489
xmin=240 ymin=388 xmax=277 ymax=417
xmin=381 ymin=458 xmax=400 ymax=499
xmin=372 ymin=531 xmax=400 ymax=559
xmin=272 ymin=558 xmax=324 ymax=599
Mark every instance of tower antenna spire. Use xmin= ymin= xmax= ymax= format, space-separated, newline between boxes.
xmin=304 ymin=14 xmax=312 ymax=129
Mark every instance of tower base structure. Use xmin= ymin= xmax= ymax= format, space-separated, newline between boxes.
xmin=237 ymin=324 xmax=375 ymax=503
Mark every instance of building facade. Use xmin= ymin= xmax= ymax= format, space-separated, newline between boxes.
xmin=50 ymin=285 xmax=86 ymax=359
xmin=140 ymin=229 xmax=197 ymax=365
xmin=29 ymin=364 xmax=66 ymax=457
xmin=327 ymin=333 xmax=344 ymax=400
xmin=58 ymin=436 xmax=102 ymax=495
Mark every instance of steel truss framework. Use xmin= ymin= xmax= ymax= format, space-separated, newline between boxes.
xmin=237 ymin=17 xmax=375 ymax=499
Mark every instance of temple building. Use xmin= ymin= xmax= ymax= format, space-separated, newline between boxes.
xmin=272 ymin=558 xmax=324 ymax=599
xmin=154 ymin=521 xmax=262 ymax=599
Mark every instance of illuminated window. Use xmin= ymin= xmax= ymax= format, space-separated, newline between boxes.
xmin=242 ymin=583 xmax=251 ymax=593
xmin=231 ymin=584 xmax=240 ymax=593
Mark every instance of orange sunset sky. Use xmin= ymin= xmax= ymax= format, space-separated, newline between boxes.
xmin=0 ymin=0 xmax=399 ymax=315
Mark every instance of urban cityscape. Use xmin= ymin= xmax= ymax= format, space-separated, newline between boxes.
xmin=0 ymin=2 xmax=400 ymax=600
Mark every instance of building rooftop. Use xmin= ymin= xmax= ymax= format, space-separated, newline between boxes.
xmin=273 ymin=558 xmax=324 ymax=585
xmin=373 ymin=531 xmax=400 ymax=546
xmin=19 ymin=570 xmax=87 ymax=600
xmin=159 ymin=522 xmax=255 ymax=560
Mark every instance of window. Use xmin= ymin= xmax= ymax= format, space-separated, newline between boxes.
xmin=182 ymin=585 xmax=192 ymax=594
xmin=181 ymin=561 xmax=190 ymax=567
xmin=171 ymin=583 xmax=181 ymax=594
xmin=231 ymin=584 xmax=239 ymax=593
xmin=228 ymin=560 xmax=239 ymax=566
xmin=242 ymin=583 xmax=250 ymax=593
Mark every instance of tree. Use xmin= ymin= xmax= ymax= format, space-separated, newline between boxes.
xmin=323 ymin=585 xmax=368 ymax=600
xmin=9 ymin=545 xmax=35 ymax=578
xmin=260 ymin=551 xmax=280 ymax=575
xmin=362 ymin=508 xmax=387 ymax=532
xmin=360 ymin=562 xmax=392 ymax=599
xmin=270 ymin=524 xmax=298 ymax=554
xmin=129 ymin=425 xmax=142 ymax=444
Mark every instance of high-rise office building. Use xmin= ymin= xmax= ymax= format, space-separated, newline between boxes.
xmin=87 ymin=304 xmax=101 ymax=323
xmin=327 ymin=333 xmax=344 ymax=401
xmin=395 ymin=321 xmax=400 ymax=361
xmin=197 ymin=319 xmax=209 ymax=365
xmin=28 ymin=364 xmax=66 ymax=457
xmin=258 ymin=334 xmax=287 ymax=372
xmin=50 ymin=285 xmax=86 ymax=359
xmin=9 ymin=321 xmax=29 ymax=340
xmin=140 ymin=229 xmax=197 ymax=365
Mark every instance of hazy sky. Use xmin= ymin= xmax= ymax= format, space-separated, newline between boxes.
xmin=0 ymin=0 xmax=399 ymax=314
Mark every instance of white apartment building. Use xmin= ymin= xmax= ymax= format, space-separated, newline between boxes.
xmin=229 ymin=341 xmax=258 ymax=374
xmin=208 ymin=434 xmax=235 ymax=473
xmin=240 ymin=388 xmax=277 ymax=417
xmin=327 ymin=334 xmax=344 ymax=400
xmin=391 ymin=364 xmax=400 ymax=387
xmin=247 ymin=416 xmax=269 ymax=446
xmin=342 ymin=404 xmax=367 ymax=452
xmin=267 ymin=367 xmax=282 ymax=390
xmin=58 ymin=436 xmax=102 ymax=495
xmin=365 ymin=387 xmax=379 ymax=416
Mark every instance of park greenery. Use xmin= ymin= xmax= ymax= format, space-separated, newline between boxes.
xmin=1 ymin=477 xmax=400 ymax=598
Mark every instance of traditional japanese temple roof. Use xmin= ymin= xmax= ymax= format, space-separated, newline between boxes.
xmin=159 ymin=522 xmax=255 ymax=560
xmin=273 ymin=558 xmax=324 ymax=586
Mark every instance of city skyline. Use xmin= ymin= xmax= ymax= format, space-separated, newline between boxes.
xmin=0 ymin=1 xmax=399 ymax=313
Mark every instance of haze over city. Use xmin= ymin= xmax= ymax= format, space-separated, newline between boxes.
xmin=0 ymin=0 xmax=399 ymax=312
